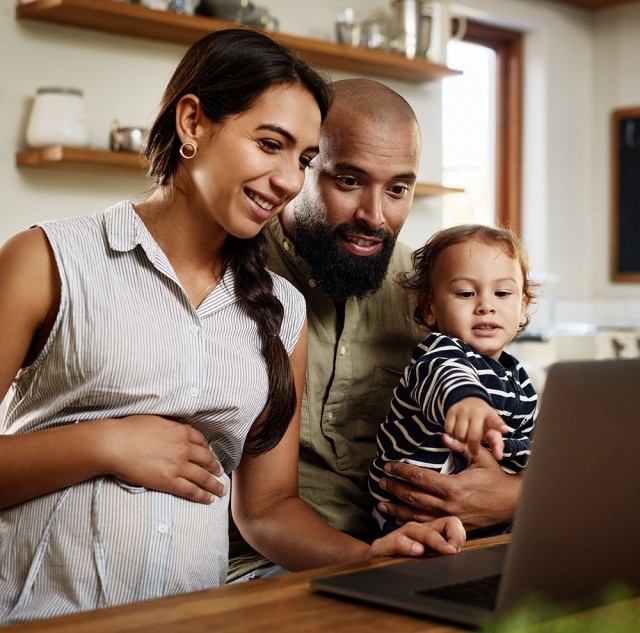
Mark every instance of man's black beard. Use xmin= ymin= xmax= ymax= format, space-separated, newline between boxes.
xmin=293 ymin=218 xmax=397 ymax=302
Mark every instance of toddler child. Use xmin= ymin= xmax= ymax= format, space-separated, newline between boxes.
xmin=369 ymin=224 xmax=539 ymax=536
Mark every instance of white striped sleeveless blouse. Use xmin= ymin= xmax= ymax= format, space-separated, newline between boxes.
xmin=0 ymin=201 xmax=305 ymax=624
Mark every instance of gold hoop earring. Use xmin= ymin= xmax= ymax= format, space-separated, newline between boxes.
xmin=179 ymin=142 xmax=197 ymax=159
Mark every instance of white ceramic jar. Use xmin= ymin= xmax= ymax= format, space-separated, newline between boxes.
xmin=26 ymin=87 xmax=91 ymax=149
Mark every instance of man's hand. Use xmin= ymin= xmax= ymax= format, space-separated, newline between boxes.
xmin=376 ymin=434 xmax=521 ymax=532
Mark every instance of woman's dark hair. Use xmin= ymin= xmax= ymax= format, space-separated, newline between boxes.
xmin=398 ymin=224 xmax=539 ymax=331
xmin=144 ymin=27 xmax=332 ymax=184
xmin=144 ymin=28 xmax=333 ymax=456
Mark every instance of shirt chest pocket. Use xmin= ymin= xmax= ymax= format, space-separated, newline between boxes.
xmin=352 ymin=365 xmax=404 ymax=443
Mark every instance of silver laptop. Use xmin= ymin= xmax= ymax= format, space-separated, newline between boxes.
xmin=312 ymin=358 xmax=640 ymax=628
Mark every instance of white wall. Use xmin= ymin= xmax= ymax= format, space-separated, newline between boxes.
xmin=1 ymin=0 xmax=179 ymax=236
xmin=1 ymin=0 xmax=639 ymax=328
xmin=592 ymin=5 xmax=640 ymax=308
xmin=457 ymin=0 xmax=640 ymax=328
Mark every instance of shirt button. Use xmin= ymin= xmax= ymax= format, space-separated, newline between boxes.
xmin=190 ymin=387 xmax=199 ymax=397
xmin=189 ymin=324 xmax=200 ymax=335
xmin=157 ymin=522 xmax=169 ymax=534
xmin=308 ymin=279 xmax=317 ymax=288
xmin=339 ymin=345 xmax=346 ymax=356
xmin=283 ymin=241 xmax=290 ymax=251
xmin=326 ymin=412 xmax=334 ymax=420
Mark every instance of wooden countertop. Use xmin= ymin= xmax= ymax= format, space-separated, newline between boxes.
xmin=2 ymin=536 xmax=510 ymax=633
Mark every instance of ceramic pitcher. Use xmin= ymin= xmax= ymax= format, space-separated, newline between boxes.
xmin=424 ymin=0 xmax=467 ymax=63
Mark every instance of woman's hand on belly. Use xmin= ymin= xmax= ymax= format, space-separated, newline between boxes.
xmin=99 ymin=415 xmax=227 ymax=505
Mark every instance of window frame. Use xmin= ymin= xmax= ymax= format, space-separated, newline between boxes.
xmin=460 ymin=19 xmax=523 ymax=234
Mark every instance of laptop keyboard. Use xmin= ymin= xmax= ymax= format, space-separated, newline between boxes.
xmin=416 ymin=574 xmax=502 ymax=610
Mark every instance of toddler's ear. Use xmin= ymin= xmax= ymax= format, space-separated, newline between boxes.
xmin=416 ymin=292 xmax=436 ymax=327
xmin=422 ymin=304 xmax=437 ymax=328
xmin=416 ymin=292 xmax=437 ymax=328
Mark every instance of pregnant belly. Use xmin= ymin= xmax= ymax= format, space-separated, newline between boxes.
xmin=0 ymin=475 xmax=231 ymax=618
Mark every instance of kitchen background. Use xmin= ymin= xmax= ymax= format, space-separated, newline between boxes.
xmin=1 ymin=0 xmax=639 ymax=390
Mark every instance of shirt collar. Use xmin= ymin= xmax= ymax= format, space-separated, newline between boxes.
xmin=104 ymin=200 xmax=157 ymax=258
xmin=103 ymin=200 xmax=238 ymax=315
xmin=266 ymin=216 xmax=319 ymax=289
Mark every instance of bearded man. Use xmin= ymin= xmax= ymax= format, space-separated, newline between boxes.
xmin=228 ymin=78 xmax=520 ymax=582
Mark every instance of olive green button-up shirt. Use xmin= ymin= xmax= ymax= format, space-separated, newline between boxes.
xmin=228 ymin=217 xmax=426 ymax=580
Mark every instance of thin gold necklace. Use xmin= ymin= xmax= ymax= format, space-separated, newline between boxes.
xmin=189 ymin=279 xmax=216 ymax=305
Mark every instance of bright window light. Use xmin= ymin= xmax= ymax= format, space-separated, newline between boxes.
xmin=442 ymin=40 xmax=496 ymax=227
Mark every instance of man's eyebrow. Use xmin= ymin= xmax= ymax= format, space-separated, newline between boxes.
xmin=256 ymin=124 xmax=319 ymax=153
xmin=333 ymin=161 xmax=417 ymax=181
xmin=333 ymin=161 xmax=368 ymax=174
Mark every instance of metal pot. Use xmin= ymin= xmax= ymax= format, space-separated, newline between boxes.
xmin=110 ymin=120 xmax=148 ymax=153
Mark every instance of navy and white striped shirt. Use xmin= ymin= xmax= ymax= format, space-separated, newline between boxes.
xmin=0 ymin=201 xmax=305 ymax=623
xmin=369 ymin=332 xmax=537 ymax=532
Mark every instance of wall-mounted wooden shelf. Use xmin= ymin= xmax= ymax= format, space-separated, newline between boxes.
xmin=15 ymin=146 xmax=463 ymax=196
xmin=15 ymin=2 xmax=464 ymax=194
xmin=414 ymin=182 xmax=464 ymax=197
xmin=16 ymin=146 xmax=148 ymax=176
xmin=15 ymin=0 xmax=462 ymax=83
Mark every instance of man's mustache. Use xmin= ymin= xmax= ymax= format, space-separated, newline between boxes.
xmin=334 ymin=222 xmax=390 ymax=242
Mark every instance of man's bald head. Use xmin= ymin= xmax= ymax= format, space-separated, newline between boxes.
xmin=319 ymin=79 xmax=422 ymax=164
xmin=329 ymin=78 xmax=420 ymax=127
